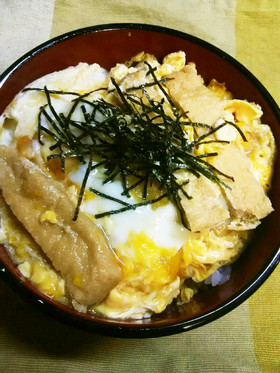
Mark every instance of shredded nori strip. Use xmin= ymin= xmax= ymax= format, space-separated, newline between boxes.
xmin=30 ymin=61 xmax=246 ymax=228
xmin=73 ymin=154 xmax=93 ymax=221
xmin=94 ymin=192 xmax=169 ymax=219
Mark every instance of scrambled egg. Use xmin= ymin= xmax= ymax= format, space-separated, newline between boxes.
xmin=0 ymin=51 xmax=275 ymax=319
xmin=94 ymin=231 xmax=181 ymax=318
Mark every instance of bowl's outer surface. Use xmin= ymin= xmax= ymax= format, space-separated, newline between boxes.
xmin=0 ymin=24 xmax=279 ymax=338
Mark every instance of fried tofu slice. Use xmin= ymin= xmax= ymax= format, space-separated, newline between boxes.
xmin=180 ymin=173 xmax=230 ymax=232
xmin=164 ymin=63 xmax=224 ymax=126
xmin=0 ymin=146 xmax=121 ymax=306
xmin=213 ymin=144 xmax=273 ymax=229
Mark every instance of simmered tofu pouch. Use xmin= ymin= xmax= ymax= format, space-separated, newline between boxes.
xmin=0 ymin=51 xmax=275 ymax=319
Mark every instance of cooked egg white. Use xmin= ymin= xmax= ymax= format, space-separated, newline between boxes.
xmin=0 ymin=51 xmax=275 ymax=319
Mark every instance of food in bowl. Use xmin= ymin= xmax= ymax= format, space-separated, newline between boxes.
xmin=0 ymin=51 xmax=275 ymax=319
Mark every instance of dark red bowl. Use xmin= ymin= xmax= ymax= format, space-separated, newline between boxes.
xmin=0 ymin=23 xmax=279 ymax=338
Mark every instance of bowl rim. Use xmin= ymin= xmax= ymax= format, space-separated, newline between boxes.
xmin=0 ymin=23 xmax=279 ymax=338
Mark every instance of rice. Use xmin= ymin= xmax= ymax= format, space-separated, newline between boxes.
xmin=205 ymin=265 xmax=232 ymax=287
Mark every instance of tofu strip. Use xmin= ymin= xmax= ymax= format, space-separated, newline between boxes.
xmin=213 ymin=144 xmax=273 ymax=225
xmin=164 ymin=64 xmax=224 ymax=127
xmin=0 ymin=146 xmax=121 ymax=306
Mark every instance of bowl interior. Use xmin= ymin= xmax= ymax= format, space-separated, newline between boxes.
xmin=0 ymin=25 xmax=279 ymax=337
